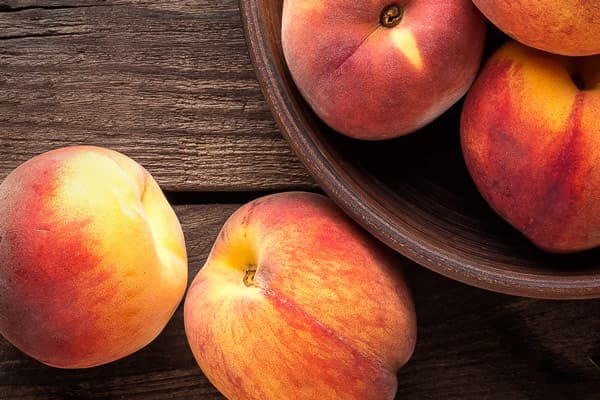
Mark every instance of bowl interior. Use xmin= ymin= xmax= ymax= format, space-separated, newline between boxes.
xmin=240 ymin=0 xmax=600 ymax=298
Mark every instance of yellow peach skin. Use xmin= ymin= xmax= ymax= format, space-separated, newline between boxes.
xmin=184 ymin=192 xmax=417 ymax=400
xmin=473 ymin=0 xmax=600 ymax=56
xmin=461 ymin=41 xmax=600 ymax=252
xmin=0 ymin=146 xmax=187 ymax=368
xmin=282 ymin=0 xmax=486 ymax=139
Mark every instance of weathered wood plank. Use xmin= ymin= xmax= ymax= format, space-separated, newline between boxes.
xmin=398 ymin=266 xmax=600 ymax=400
xmin=1 ymin=203 xmax=598 ymax=399
xmin=0 ymin=0 xmax=315 ymax=191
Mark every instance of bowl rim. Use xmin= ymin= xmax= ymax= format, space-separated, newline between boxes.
xmin=239 ymin=0 xmax=600 ymax=300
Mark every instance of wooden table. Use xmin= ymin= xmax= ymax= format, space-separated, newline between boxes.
xmin=1 ymin=1 xmax=599 ymax=399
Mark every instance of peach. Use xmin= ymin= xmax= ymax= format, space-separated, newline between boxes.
xmin=184 ymin=192 xmax=416 ymax=399
xmin=473 ymin=0 xmax=600 ymax=56
xmin=0 ymin=146 xmax=187 ymax=368
xmin=461 ymin=41 xmax=600 ymax=253
xmin=282 ymin=0 xmax=486 ymax=140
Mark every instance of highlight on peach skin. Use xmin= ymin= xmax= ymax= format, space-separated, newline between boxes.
xmin=473 ymin=0 xmax=600 ymax=56
xmin=282 ymin=0 xmax=486 ymax=140
xmin=184 ymin=191 xmax=417 ymax=400
xmin=461 ymin=41 xmax=600 ymax=253
xmin=0 ymin=146 xmax=188 ymax=368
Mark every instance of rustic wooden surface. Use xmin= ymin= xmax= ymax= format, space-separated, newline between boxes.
xmin=1 ymin=1 xmax=599 ymax=399
xmin=0 ymin=0 xmax=314 ymax=191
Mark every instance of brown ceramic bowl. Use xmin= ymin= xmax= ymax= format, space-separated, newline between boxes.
xmin=239 ymin=0 xmax=600 ymax=299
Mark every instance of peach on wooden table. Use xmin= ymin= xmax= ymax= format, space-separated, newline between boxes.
xmin=184 ymin=192 xmax=417 ymax=400
xmin=282 ymin=0 xmax=486 ymax=139
xmin=461 ymin=41 xmax=600 ymax=253
xmin=0 ymin=146 xmax=187 ymax=368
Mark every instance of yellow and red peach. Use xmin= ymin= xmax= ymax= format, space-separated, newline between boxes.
xmin=282 ymin=0 xmax=486 ymax=139
xmin=184 ymin=191 xmax=417 ymax=400
xmin=473 ymin=0 xmax=600 ymax=56
xmin=461 ymin=41 xmax=600 ymax=253
xmin=0 ymin=146 xmax=187 ymax=368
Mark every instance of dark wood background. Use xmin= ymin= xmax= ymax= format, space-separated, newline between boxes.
xmin=1 ymin=1 xmax=599 ymax=399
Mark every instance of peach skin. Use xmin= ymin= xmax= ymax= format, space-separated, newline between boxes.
xmin=184 ymin=192 xmax=417 ymax=400
xmin=461 ymin=41 xmax=600 ymax=253
xmin=282 ymin=0 xmax=486 ymax=139
xmin=473 ymin=0 xmax=600 ymax=56
xmin=0 ymin=146 xmax=187 ymax=368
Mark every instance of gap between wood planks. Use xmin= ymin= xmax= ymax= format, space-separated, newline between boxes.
xmin=165 ymin=188 xmax=324 ymax=205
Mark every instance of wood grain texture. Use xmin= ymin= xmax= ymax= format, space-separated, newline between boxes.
xmin=0 ymin=0 xmax=315 ymax=191
xmin=1 ymin=203 xmax=598 ymax=399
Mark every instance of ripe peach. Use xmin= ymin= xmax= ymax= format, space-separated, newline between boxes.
xmin=461 ymin=41 xmax=600 ymax=253
xmin=473 ymin=0 xmax=600 ymax=56
xmin=0 ymin=146 xmax=187 ymax=368
xmin=282 ymin=0 xmax=486 ymax=139
xmin=184 ymin=192 xmax=416 ymax=399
